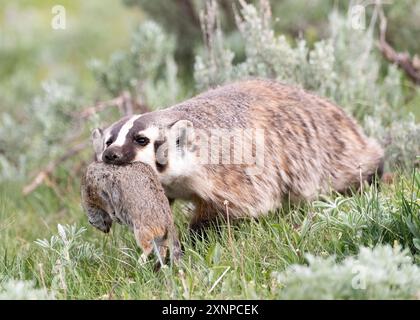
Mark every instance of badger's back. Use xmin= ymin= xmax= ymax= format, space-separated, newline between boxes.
xmin=166 ymin=79 xmax=384 ymax=218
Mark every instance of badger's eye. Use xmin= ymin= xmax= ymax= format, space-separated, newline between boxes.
xmin=105 ymin=138 xmax=113 ymax=147
xmin=134 ymin=136 xmax=149 ymax=146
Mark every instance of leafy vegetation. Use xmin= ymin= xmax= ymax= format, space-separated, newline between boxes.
xmin=1 ymin=170 xmax=418 ymax=299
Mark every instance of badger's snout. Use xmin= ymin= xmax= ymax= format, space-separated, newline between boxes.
xmin=102 ymin=146 xmax=135 ymax=165
xmin=103 ymin=147 xmax=124 ymax=164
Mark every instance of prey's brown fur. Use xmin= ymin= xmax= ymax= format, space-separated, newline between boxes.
xmin=80 ymin=162 xmax=181 ymax=264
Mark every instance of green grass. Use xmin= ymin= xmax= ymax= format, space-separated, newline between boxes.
xmin=0 ymin=169 xmax=418 ymax=299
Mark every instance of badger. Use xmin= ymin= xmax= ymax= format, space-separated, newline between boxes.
xmin=81 ymin=161 xmax=182 ymax=265
xmin=91 ymin=79 xmax=384 ymax=232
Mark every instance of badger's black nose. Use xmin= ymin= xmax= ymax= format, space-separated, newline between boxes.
xmin=103 ymin=148 xmax=122 ymax=164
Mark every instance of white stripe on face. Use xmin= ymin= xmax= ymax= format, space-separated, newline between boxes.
xmin=113 ymin=115 xmax=142 ymax=147
xmin=103 ymin=129 xmax=112 ymax=148
xmin=133 ymin=126 xmax=161 ymax=166
xmin=98 ymin=128 xmax=112 ymax=161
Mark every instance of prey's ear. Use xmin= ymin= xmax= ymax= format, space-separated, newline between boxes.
xmin=169 ymin=120 xmax=195 ymax=152
xmin=91 ymin=128 xmax=104 ymax=161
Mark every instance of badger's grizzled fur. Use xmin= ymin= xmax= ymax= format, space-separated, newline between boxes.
xmin=80 ymin=162 xmax=181 ymax=264
xmin=93 ymin=79 xmax=384 ymax=232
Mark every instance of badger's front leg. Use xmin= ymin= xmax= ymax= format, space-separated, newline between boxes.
xmin=188 ymin=200 xmax=220 ymax=238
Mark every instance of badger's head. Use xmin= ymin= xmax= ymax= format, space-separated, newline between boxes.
xmin=91 ymin=112 xmax=195 ymax=175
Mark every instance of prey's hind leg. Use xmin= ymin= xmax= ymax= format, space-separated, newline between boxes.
xmin=133 ymin=226 xmax=154 ymax=264
xmin=133 ymin=225 xmax=169 ymax=270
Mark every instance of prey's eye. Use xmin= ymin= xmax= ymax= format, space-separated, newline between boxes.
xmin=134 ymin=136 xmax=149 ymax=146
xmin=105 ymin=138 xmax=113 ymax=147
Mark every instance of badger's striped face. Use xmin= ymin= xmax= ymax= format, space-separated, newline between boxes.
xmin=92 ymin=114 xmax=197 ymax=194
xmin=92 ymin=114 xmax=163 ymax=171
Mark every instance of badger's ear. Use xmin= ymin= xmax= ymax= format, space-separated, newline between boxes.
xmin=169 ymin=120 xmax=195 ymax=151
xmin=91 ymin=128 xmax=104 ymax=161
xmin=91 ymin=128 xmax=103 ymax=141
